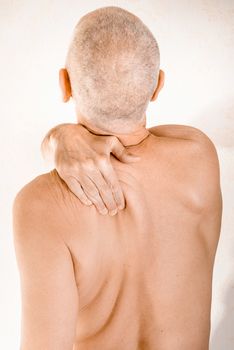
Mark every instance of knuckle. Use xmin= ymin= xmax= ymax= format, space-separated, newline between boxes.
xmin=97 ymin=154 xmax=108 ymax=164
xmin=80 ymin=197 xmax=89 ymax=204
xmin=86 ymin=188 xmax=98 ymax=198
xmin=77 ymin=191 xmax=86 ymax=200
xmin=91 ymin=197 xmax=101 ymax=206
xmin=82 ymin=158 xmax=95 ymax=170
xmin=108 ymin=182 xmax=119 ymax=193
xmin=99 ymin=185 xmax=111 ymax=195
xmin=59 ymin=162 xmax=79 ymax=174
xmin=112 ymin=188 xmax=119 ymax=196
xmin=69 ymin=164 xmax=80 ymax=174
xmin=89 ymin=195 xmax=103 ymax=206
xmin=112 ymin=186 xmax=120 ymax=193
xmin=105 ymin=197 xmax=116 ymax=206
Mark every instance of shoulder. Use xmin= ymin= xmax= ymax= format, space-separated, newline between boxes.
xmin=13 ymin=169 xmax=85 ymax=244
xmin=13 ymin=170 xmax=69 ymax=240
xmin=149 ymin=124 xmax=220 ymax=175
xmin=148 ymin=123 xmax=211 ymax=142
xmin=13 ymin=168 xmax=71 ymax=206
xmin=13 ymin=171 xmax=57 ymax=215
xmin=149 ymin=124 xmax=220 ymax=170
xmin=149 ymin=124 xmax=221 ymax=209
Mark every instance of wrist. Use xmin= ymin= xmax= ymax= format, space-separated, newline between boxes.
xmin=52 ymin=123 xmax=86 ymax=150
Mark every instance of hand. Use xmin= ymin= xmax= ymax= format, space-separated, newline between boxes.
xmin=41 ymin=123 xmax=140 ymax=215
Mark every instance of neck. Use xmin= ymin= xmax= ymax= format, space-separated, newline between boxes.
xmin=78 ymin=119 xmax=150 ymax=147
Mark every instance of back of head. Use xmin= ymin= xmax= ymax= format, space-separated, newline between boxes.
xmin=66 ymin=6 xmax=160 ymax=133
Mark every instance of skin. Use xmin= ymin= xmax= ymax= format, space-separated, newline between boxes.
xmin=41 ymin=122 xmax=141 ymax=215
xmin=13 ymin=68 xmax=222 ymax=349
xmin=40 ymin=68 xmax=164 ymax=216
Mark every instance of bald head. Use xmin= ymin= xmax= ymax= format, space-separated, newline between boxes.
xmin=65 ymin=6 xmax=160 ymax=133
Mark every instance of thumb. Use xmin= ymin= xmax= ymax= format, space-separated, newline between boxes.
xmin=111 ymin=138 xmax=141 ymax=163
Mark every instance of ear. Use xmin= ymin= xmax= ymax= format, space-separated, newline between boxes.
xmin=59 ymin=68 xmax=72 ymax=102
xmin=151 ymin=69 xmax=165 ymax=102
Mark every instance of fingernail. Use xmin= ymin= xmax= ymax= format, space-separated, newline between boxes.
xmin=100 ymin=208 xmax=108 ymax=215
xmin=85 ymin=200 xmax=92 ymax=206
xmin=109 ymin=209 xmax=118 ymax=216
xmin=118 ymin=204 xmax=125 ymax=210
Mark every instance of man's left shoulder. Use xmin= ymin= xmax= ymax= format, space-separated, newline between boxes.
xmin=12 ymin=171 xmax=63 ymax=234
xmin=13 ymin=171 xmax=56 ymax=211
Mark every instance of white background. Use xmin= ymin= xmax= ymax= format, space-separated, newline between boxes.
xmin=0 ymin=0 xmax=233 ymax=348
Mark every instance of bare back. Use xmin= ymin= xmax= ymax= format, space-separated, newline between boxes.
xmin=13 ymin=125 xmax=222 ymax=350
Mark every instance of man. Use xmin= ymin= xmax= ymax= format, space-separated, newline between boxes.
xmin=13 ymin=6 xmax=222 ymax=350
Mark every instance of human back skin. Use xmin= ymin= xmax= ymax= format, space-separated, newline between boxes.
xmin=19 ymin=124 xmax=221 ymax=350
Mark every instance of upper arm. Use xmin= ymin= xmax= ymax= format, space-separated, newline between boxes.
xmin=13 ymin=179 xmax=79 ymax=350
xmin=191 ymin=133 xmax=223 ymax=260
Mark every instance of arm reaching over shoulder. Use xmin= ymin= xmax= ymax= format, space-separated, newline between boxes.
xmin=41 ymin=123 xmax=140 ymax=215
xmin=13 ymin=178 xmax=79 ymax=350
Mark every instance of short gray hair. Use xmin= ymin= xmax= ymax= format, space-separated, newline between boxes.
xmin=66 ymin=6 xmax=160 ymax=132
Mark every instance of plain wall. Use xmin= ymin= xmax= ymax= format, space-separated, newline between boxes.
xmin=0 ymin=0 xmax=233 ymax=348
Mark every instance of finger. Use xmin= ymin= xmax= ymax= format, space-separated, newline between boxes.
xmin=98 ymin=161 xmax=125 ymax=210
xmin=110 ymin=137 xmax=141 ymax=163
xmin=79 ymin=176 xmax=109 ymax=215
xmin=86 ymin=169 xmax=118 ymax=215
xmin=65 ymin=176 xmax=92 ymax=206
